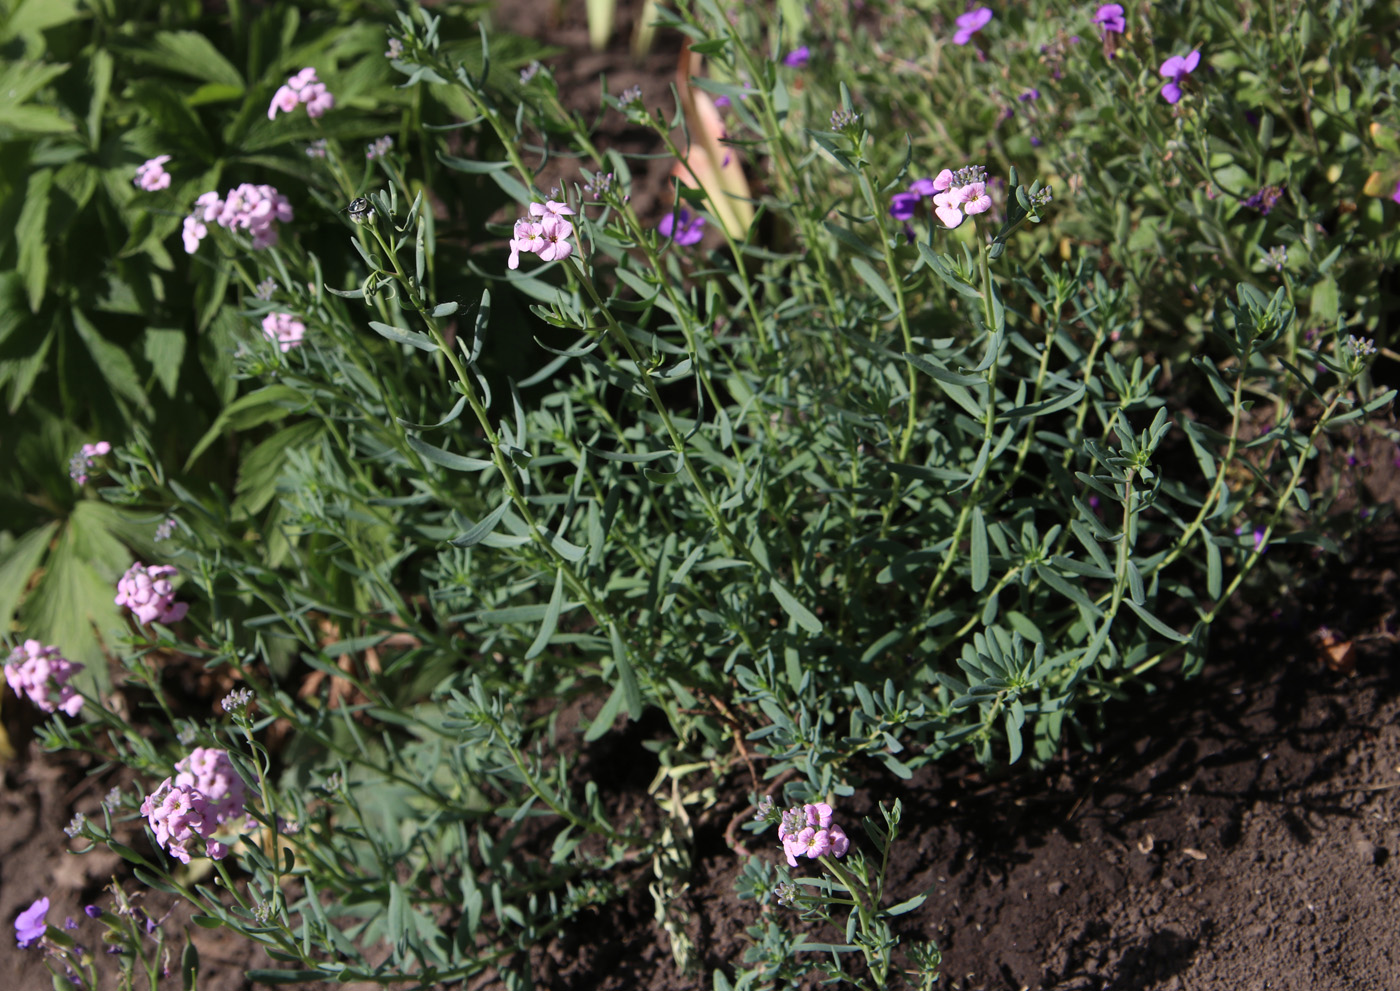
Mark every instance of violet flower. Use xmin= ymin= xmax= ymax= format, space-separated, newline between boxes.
xmin=1159 ymin=50 xmax=1200 ymax=104
xmin=783 ymin=46 xmax=810 ymax=68
xmin=952 ymin=6 xmax=992 ymax=45
xmin=658 ymin=207 xmax=706 ymax=246
xmin=15 ymin=897 xmax=48 ymax=948
xmin=1093 ymin=3 xmax=1125 ymax=34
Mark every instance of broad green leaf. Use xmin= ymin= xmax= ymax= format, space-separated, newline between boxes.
xmin=0 ymin=521 xmax=58 ymax=627
xmin=110 ymin=31 xmax=243 ymax=87
xmin=142 ymin=327 xmax=186 ymax=398
xmin=72 ymin=309 xmax=148 ymax=411
xmin=186 ymin=385 xmax=307 ymax=467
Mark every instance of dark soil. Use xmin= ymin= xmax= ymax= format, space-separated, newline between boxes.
xmin=5 ymin=2 xmax=1400 ymax=990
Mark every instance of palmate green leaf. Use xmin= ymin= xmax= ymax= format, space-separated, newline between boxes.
xmin=0 ymin=521 xmax=58 ymax=627
xmin=72 ymin=308 xmax=149 ymax=412
xmin=15 ymin=169 xmax=51 ymax=312
xmin=185 ymin=384 xmax=306 ymax=467
xmin=107 ymin=31 xmax=244 ymax=87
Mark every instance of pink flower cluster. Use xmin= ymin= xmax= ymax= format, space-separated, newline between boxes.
xmin=183 ymin=184 xmax=294 ymax=254
xmin=4 ymin=640 xmax=84 ymax=717
xmin=115 ymin=562 xmax=189 ymax=626
xmin=133 ymin=155 xmax=172 ymax=191
xmin=268 ymin=67 xmax=334 ymax=120
xmin=778 ymin=802 xmax=850 ymax=867
xmin=508 ymin=200 xmax=576 ymax=269
xmin=930 ymin=165 xmax=992 ymax=229
xmin=69 ymin=440 xmax=111 ymax=485
xmin=140 ymin=748 xmax=251 ymax=864
xmin=261 ymin=312 xmax=306 ymax=352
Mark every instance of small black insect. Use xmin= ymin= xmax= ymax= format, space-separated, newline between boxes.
xmin=343 ymin=197 xmax=374 ymax=223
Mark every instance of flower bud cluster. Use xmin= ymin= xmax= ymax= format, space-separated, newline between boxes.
xmin=68 ymin=441 xmax=111 ymax=485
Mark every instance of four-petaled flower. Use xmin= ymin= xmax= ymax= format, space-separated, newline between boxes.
xmin=508 ymin=202 xmax=577 ymax=268
xmin=658 ymin=207 xmax=706 ymax=246
xmin=930 ymin=166 xmax=993 ymax=229
xmin=15 ymin=897 xmax=49 ymax=949
xmin=1159 ymin=50 xmax=1201 ymax=104
xmin=952 ymin=6 xmax=993 ymax=45
xmin=1093 ymin=3 xmax=1125 ymax=34
xmin=776 ymin=802 xmax=851 ymax=868
xmin=133 ymin=155 xmax=172 ymax=192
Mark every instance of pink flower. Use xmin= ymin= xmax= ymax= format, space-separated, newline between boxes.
xmin=528 ymin=199 xmax=576 ymax=218
xmin=142 ymin=748 xmax=250 ymax=863
xmin=1159 ymin=50 xmax=1201 ymax=104
xmin=959 ymin=181 xmax=993 ymax=215
xmin=181 ymin=215 xmax=208 ymax=254
xmin=536 ymin=214 xmax=574 ymax=262
xmin=953 ymin=6 xmax=993 ymax=45
xmin=777 ymin=803 xmax=851 ymax=867
xmin=115 ymin=562 xmax=189 ymax=626
xmin=261 ymin=312 xmax=306 ymax=352
xmin=929 ymin=164 xmax=992 ymax=229
xmin=508 ymin=218 xmax=543 ymax=270
xmin=4 ymin=640 xmax=84 ymax=717
xmin=195 ymin=190 xmax=224 ymax=222
xmin=133 ymin=155 xmax=172 ymax=191
xmin=268 ymin=68 xmax=335 ymax=120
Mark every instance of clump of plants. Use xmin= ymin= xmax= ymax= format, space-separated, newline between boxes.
xmin=5 ymin=1 xmax=1396 ymax=989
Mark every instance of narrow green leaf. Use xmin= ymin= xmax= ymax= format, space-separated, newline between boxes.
xmin=368 ymin=320 xmax=437 ymax=352
xmin=769 ymin=579 xmax=822 ymax=634
xmin=850 ymin=256 xmax=897 ymax=312
xmin=1124 ymin=599 xmax=1190 ymax=642
xmin=406 ymin=435 xmax=494 ymax=472
xmin=970 ymin=507 xmax=989 ymax=592
xmin=450 ymin=500 xmax=511 ymax=547
xmin=610 ymin=624 xmax=643 ymax=719
xmin=524 ymin=569 xmax=565 ymax=659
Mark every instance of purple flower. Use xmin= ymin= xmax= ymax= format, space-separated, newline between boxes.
xmin=261 ymin=312 xmax=306 ymax=352
xmin=783 ymin=46 xmax=810 ymax=68
xmin=658 ymin=207 xmax=706 ymax=246
xmin=889 ymin=190 xmax=922 ymax=221
xmin=1093 ymin=3 xmax=1125 ymax=34
xmin=952 ymin=6 xmax=993 ymax=45
xmin=5 ymin=640 xmax=85 ymax=717
xmin=115 ymin=563 xmax=189 ymax=626
xmin=15 ymin=897 xmax=49 ymax=948
xmin=1019 ymin=88 xmax=1040 ymax=102
xmin=1159 ymin=50 xmax=1200 ymax=104
xmin=1243 ymin=184 xmax=1285 ymax=214
xmin=84 ymin=906 xmax=102 ymax=919
xmin=133 ymin=155 xmax=172 ymax=192
xmin=1392 ymin=180 xmax=1400 ymax=205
